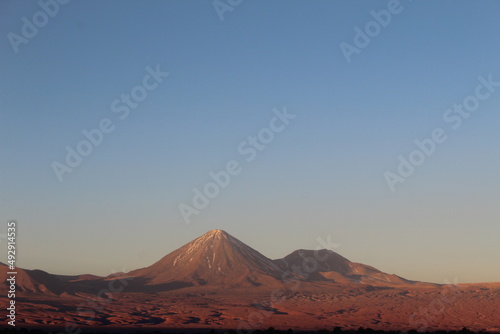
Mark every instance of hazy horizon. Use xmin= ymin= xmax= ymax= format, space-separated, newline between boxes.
xmin=1 ymin=0 xmax=500 ymax=285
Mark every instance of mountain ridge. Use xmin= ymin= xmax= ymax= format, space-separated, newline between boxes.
xmin=1 ymin=229 xmax=433 ymax=296
xmin=121 ymin=229 xmax=426 ymax=290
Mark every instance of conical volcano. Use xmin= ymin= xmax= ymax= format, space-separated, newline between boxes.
xmin=129 ymin=229 xmax=284 ymax=288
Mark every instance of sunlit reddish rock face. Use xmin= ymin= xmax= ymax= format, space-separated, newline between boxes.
xmin=128 ymin=229 xmax=285 ymax=287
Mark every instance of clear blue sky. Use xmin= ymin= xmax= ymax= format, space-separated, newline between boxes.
xmin=1 ymin=0 xmax=499 ymax=283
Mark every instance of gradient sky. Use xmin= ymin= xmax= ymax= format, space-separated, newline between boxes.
xmin=1 ymin=0 xmax=499 ymax=284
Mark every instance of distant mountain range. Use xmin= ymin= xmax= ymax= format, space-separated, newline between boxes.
xmin=0 ymin=229 xmax=429 ymax=296
xmin=3 ymin=230 xmax=500 ymax=331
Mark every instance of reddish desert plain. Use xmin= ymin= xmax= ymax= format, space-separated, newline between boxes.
xmin=2 ymin=230 xmax=499 ymax=332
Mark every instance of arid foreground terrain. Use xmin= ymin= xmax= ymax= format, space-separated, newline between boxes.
xmin=2 ymin=230 xmax=499 ymax=332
